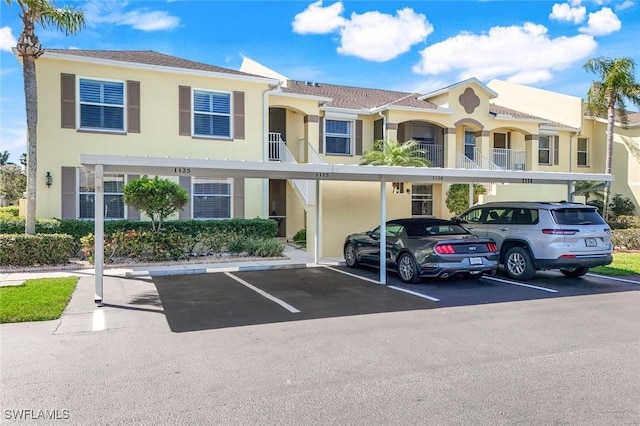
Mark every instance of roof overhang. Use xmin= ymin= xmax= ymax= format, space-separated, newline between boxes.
xmin=80 ymin=154 xmax=613 ymax=185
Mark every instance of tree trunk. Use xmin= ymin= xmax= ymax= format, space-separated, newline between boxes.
xmin=23 ymin=55 xmax=38 ymax=235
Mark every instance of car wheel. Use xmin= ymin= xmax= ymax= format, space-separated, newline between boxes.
xmin=344 ymin=243 xmax=358 ymax=268
xmin=560 ymin=267 xmax=589 ymax=278
xmin=504 ymin=247 xmax=536 ymax=280
xmin=398 ymin=253 xmax=419 ymax=284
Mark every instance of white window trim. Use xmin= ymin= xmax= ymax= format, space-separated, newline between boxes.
xmin=191 ymin=87 xmax=233 ymax=139
xmin=538 ymin=135 xmax=558 ymax=166
xmin=191 ymin=177 xmax=233 ymax=220
xmin=77 ymin=168 xmax=127 ymax=220
xmin=324 ymin=118 xmax=354 ymax=156
xmin=577 ymin=137 xmax=589 ymax=167
xmin=76 ymin=76 xmax=127 ymax=133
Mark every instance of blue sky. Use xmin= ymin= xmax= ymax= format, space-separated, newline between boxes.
xmin=1 ymin=0 xmax=639 ymax=163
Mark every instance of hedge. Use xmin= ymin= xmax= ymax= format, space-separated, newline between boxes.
xmin=0 ymin=234 xmax=75 ymax=266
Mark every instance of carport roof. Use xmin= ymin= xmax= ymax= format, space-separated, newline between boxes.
xmin=79 ymin=154 xmax=613 ymax=184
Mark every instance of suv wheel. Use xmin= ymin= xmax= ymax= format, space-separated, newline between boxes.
xmin=398 ymin=253 xmax=419 ymax=284
xmin=560 ymin=267 xmax=589 ymax=278
xmin=504 ymin=247 xmax=536 ymax=280
xmin=344 ymin=243 xmax=358 ymax=268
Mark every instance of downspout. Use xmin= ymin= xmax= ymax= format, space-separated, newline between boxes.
xmin=262 ymin=81 xmax=283 ymax=218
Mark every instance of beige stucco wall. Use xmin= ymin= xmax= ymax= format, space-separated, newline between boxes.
xmin=35 ymin=55 xmax=272 ymax=219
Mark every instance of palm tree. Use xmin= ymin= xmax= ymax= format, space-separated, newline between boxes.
xmin=583 ymin=57 xmax=640 ymax=219
xmin=5 ymin=0 xmax=84 ymax=234
xmin=361 ymin=139 xmax=431 ymax=167
xmin=0 ymin=151 xmax=9 ymax=165
xmin=572 ymin=180 xmax=605 ymax=204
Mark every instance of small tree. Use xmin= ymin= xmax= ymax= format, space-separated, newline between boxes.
xmin=123 ymin=176 xmax=188 ymax=232
xmin=361 ymin=139 xmax=431 ymax=167
xmin=446 ymin=184 xmax=486 ymax=216
xmin=0 ymin=164 xmax=27 ymax=205
xmin=608 ymin=193 xmax=636 ymax=217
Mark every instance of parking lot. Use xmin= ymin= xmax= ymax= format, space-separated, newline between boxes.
xmin=152 ymin=265 xmax=640 ymax=332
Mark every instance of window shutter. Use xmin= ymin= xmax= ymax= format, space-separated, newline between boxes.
xmin=233 ymin=91 xmax=245 ymax=139
xmin=61 ymin=167 xmax=76 ymax=219
xmin=179 ymin=86 xmax=191 ymax=136
xmin=374 ymin=119 xmax=383 ymax=142
xmin=61 ymin=74 xmax=76 ymax=129
xmin=553 ymin=136 xmax=559 ymax=165
xmin=127 ymin=81 xmax=140 ymax=133
xmin=318 ymin=117 xmax=324 ymax=154
xmin=233 ymin=178 xmax=245 ymax=218
xmin=126 ymin=174 xmax=141 ymax=220
xmin=179 ymin=176 xmax=192 ymax=219
xmin=355 ymin=119 xmax=363 ymax=156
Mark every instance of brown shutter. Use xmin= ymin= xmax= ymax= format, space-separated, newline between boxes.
xmin=233 ymin=178 xmax=245 ymax=218
xmin=179 ymin=86 xmax=191 ymax=136
xmin=318 ymin=117 xmax=324 ymax=154
xmin=355 ymin=119 xmax=363 ymax=156
xmin=553 ymin=136 xmax=559 ymax=165
xmin=127 ymin=81 xmax=140 ymax=133
xmin=397 ymin=122 xmax=405 ymax=143
xmin=61 ymin=166 xmax=76 ymax=219
xmin=61 ymin=74 xmax=75 ymax=129
xmin=126 ymin=174 xmax=141 ymax=220
xmin=233 ymin=91 xmax=245 ymax=139
xmin=179 ymin=176 xmax=192 ymax=220
xmin=374 ymin=119 xmax=383 ymax=142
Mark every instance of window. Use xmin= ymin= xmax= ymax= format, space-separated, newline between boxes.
xmin=78 ymin=169 xmax=125 ymax=219
xmin=539 ymin=135 xmax=559 ymax=165
xmin=79 ymin=78 xmax=124 ymax=131
xmin=412 ymin=184 xmax=433 ymax=216
xmin=193 ymin=90 xmax=231 ymax=138
xmin=464 ymin=131 xmax=476 ymax=160
xmin=193 ymin=177 xmax=231 ymax=219
xmin=325 ymin=120 xmax=352 ymax=155
xmin=577 ymin=138 xmax=588 ymax=166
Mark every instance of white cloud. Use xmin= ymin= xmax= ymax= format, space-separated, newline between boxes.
xmin=579 ymin=7 xmax=622 ymax=35
xmin=617 ymin=1 xmax=635 ymax=11
xmin=292 ymin=1 xmax=432 ymax=62
xmin=0 ymin=26 xmax=17 ymax=52
xmin=338 ymin=8 xmax=433 ymax=62
xmin=412 ymin=23 xmax=598 ymax=84
xmin=84 ymin=0 xmax=180 ymax=32
xmin=549 ymin=3 xmax=586 ymax=23
xmin=292 ymin=0 xmax=346 ymax=34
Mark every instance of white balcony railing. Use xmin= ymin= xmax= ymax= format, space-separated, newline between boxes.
xmin=408 ymin=143 xmax=444 ymax=167
xmin=491 ymin=148 xmax=527 ymax=171
xmin=268 ymin=132 xmax=296 ymax=163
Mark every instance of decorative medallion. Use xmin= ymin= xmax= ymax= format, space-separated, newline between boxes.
xmin=459 ymin=88 xmax=480 ymax=114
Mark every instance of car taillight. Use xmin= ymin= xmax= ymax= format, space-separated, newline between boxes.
xmin=486 ymin=242 xmax=497 ymax=252
xmin=435 ymin=244 xmax=455 ymax=254
xmin=542 ymin=229 xmax=579 ymax=235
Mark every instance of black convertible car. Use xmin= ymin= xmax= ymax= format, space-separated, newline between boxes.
xmin=343 ymin=218 xmax=499 ymax=283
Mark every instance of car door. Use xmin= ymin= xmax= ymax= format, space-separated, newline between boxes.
xmin=457 ymin=207 xmax=488 ymax=237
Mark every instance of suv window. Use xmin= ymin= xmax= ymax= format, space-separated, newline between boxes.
xmin=504 ymin=208 xmax=539 ymax=225
xmin=552 ymin=208 xmax=605 ymax=225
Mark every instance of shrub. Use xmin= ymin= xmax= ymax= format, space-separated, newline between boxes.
xmin=0 ymin=234 xmax=75 ymax=266
xmin=611 ymin=229 xmax=640 ymax=251
xmin=293 ymin=228 xmax=306 ymax=245
xmin=0 ymin=206 xmax=19 ymax=217
xmin=123 ymin=176 xmax=188 ymax=231
xmin=608 ymin=194 xmax=636 ymax=217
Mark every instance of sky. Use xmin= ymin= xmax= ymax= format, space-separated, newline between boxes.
xmin=1 ymin=0 xmax=639 ymax=164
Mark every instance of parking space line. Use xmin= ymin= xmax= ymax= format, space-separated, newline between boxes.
xmin=92 ymin=309 xmax=106 ymax=331
xmin=586 ymin=273 xmax=640 ymax=285
xmin=324 ymin=266 xmax=381 ymax=284
xmin=224 ymin=272 xmax=301 ymax=313
xmin=482 ymin=276 xmax=558 ymax=293
xmin=388 ymin=286 xmax=440 ymax=302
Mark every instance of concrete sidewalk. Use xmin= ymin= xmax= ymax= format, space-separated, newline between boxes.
xmin=0 ymin=244 xmax=344 ymax=287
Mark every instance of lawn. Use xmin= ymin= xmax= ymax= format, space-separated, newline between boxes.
xmin=591 ymin=252 xmax=640 ymax=276
xmin=0 ymin=277 xmax=79 ymax=323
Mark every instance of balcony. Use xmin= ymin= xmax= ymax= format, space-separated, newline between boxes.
xmin=491 ymin=148 xmax=527 ymax=171
xmin=407 ymin=143 xmax=444 ymax=167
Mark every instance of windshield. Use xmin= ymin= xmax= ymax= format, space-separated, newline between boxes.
xmin=551 ymin=208 xmax=606 ymax=225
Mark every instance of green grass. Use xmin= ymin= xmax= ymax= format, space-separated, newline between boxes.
xmin=0 ymin=277 xmax=79 ymax=323
xmin=591 ymin=252 xmax=640 ymax=276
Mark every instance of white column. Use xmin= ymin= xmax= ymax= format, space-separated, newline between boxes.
xmin=567 ymin=180 xmax=575 ymax=202
xmin=94 ymin=164 xmax=104 ymax=304
xmin=314 ymin=179 xmax=320 ymax=264
xmin=379 ymin=178 xmax=387 ymax=285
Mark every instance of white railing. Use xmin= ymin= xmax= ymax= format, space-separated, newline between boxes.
xmin=307 ymin=142 xmax=326 ymax=164
xmin=457 ymin=148 xmax=504 ymax=171
xmin=456 ymin=151 xmax=480 ymax=169
xmin=268 ymin=132 xmax=296 ymax=163
xmin=408 ymin=143 xmax=444 ymax=167
xmin=491 ymin=148 xmax=527 ymax=171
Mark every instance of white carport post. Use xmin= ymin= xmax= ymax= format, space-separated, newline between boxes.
xmin=314 ymin=179 xmax=320 ymax=264
xmin=567 ymin=180 xmax=575 ymax=202
xmin=94 ymin=164 xmax=104 ymax=304
xmin=379 ymin=178 xmax=387 ymax=285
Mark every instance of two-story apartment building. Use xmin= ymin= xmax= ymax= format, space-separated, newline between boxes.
xmin=23 ymin=49 xmax=637 ymax=257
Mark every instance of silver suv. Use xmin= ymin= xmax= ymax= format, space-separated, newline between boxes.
xmin=455 ymin=202 xmax=612 ymax=280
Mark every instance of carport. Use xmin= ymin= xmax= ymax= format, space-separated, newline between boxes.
xmin=79 ymin=154 xmax=613 ymax=302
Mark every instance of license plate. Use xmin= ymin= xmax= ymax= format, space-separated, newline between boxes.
xmin=585 ymin=238 xmax=597 ymax=247
xmin=470 ymin=257 xmax=482 ymax=265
